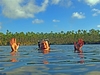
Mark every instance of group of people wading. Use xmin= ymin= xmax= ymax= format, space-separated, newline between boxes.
xmin=9 ymin=38 xmax=84 ymax=54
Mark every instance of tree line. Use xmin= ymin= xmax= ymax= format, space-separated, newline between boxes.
xmin=0 ymin=29 xmax=100 ymax=46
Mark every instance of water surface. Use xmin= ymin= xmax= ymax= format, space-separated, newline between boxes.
xmin=0 ymin=45 xmax=100 ymax=75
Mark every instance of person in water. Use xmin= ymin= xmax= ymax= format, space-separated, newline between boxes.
xmin=10 ymin=38 xmax=20 ymax=52
xmin=38 ymin=39 xmax=50 ymax=51
xmin=74 ymin=38 xmax=84 ymax=53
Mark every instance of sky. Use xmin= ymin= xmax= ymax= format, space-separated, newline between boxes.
xmin=0 ymin=0 xmax=100 ymax=33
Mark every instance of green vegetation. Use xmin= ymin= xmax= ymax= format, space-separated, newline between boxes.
xmin=0 ymin=29 xmax=100 ymax=46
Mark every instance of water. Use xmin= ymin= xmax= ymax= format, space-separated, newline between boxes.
xmin=0 ymin=45 xmax=100 ymax=75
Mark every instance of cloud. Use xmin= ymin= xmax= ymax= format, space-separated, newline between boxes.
xmin=84 ymin=0 xmax=100 ymax=6
xmin=51 ymin=0 xmax=73 ymax=7
xmin=0 ymin=0 xmax=49 ymax=18
xmin=97 ymin=25 xmax=100 ymax=28
xmin=51 ymin=0 xmax=60 ymax=4
xmin=92 ymin=8 xmax=100 ymax=16
xmin=59 ymin=0 xmax=73 ymax=7
xmin=0 ymin=0 xmax=73 ymax=19
xmin=72 ymin=12 xmax=85 ymax=19
xmin=32 ymin=19 xmax=44 ymax=24
xmin=66 ymin=0 xmax=73 ymax=7
xmin=53 ymin=19 xmax=60 ymax=22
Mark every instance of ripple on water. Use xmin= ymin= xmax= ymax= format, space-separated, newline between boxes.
xmin=0 ymin=45 xmax=100 ymax=75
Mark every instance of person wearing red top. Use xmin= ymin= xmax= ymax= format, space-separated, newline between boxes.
xmin=74 ymin=38 xmax=84 ymax=53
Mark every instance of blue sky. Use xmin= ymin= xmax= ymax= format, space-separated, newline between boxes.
xmin=0 ymin=0 xmax=100 ymax=33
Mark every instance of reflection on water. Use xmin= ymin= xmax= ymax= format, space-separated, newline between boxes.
xmin=0 ymin=45 xmax=100 ymax=75
xmin=77 ymin=53 xmax=84 ymax=64
xmin=38 ymin=49 xmax=50 ymax=64
xmin=38 ymin=49 xmax=50 ymax=54
xmin=10 ymin=52 xmax=18 ymax=62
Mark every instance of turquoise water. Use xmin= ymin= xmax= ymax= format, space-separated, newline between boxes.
xmin=0 ymin=45 xmax=100 ymax=75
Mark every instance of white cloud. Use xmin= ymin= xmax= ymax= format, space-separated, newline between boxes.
xmin=51 ymin=0 xmax=60 ymax=4
xmin=67 ymin=0 xmax=73 ymax=7
xmin=53 ymin=19 xmax=60 ymax=22
xmin=84 ymin=0 xmax=100 ymax=6
xmin=92 ymin=8 xmax=100 ymax=16
xmin=32 ymin=19 xmax=44 ymax=24
xmin=0 ymin=0 xmax=73 ymax=19
xmin=0 ymin=0 xmax=49 ymax=18
xmin=97 ymin=25 xmax=100 ymax=27
xmin=51 ymin=0 xmax=73 ymax=7
xmin=72 ymin=12 xmax=85 ymax=19
xmin=60 ymin=0 xmax=73 ymax=7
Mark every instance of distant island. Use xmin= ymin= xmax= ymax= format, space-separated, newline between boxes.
xmin=0 ymin=29 xmax=100 ymax=46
